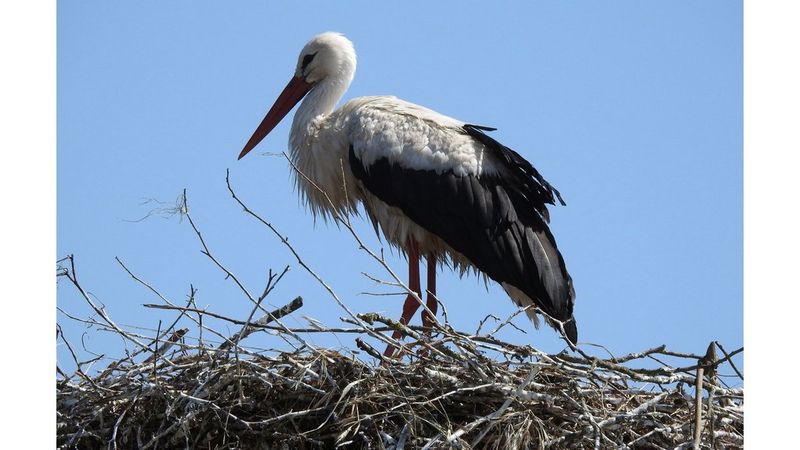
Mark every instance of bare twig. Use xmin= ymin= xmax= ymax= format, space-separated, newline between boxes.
xmin=217 ymin=296 xmax=303 ymax=351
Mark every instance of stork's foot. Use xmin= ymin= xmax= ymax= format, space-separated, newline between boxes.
xmin=384 ymin=292 xmax=440 ymax=359
xmin=384 ymin=338 xmax=431 ymax=360
xmin=421 ymin=291 xmax=439 ymax=337
xmin=384 ymin=238 xmax=423 ymax=360
xmin=382 ymin=342 xmax=406 ymax=360
xmin=382 ymin=338 xmax=405 ymax=359
xmin=422 ymin=255 xmax=439 ymax=338
xmin=383 ymin=292 xmax=422 ymax=359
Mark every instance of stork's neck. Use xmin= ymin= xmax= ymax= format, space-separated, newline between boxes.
xmin=290 ymin=74 xmax=352 ymax=154
xmin=287 ymin=67 xmax=359 ymax=220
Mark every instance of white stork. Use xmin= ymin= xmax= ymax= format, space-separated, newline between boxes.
xmin=238 ymin=32 xmax=577 ymax=355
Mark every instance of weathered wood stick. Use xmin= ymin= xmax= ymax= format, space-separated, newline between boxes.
xmin=217 ymin=296 xmax=303 ymax=351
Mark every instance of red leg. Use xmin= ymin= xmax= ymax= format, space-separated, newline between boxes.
xmin=422 ymin=254 xmax=438 ymax=332
xmin=383 ymin=238 xmax=421 ymax=357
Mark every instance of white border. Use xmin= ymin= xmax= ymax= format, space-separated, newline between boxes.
xmin=745 ymin=0 xmax=800 ymax=446
xmin=0 ymin=1 xmax=56 ymax=447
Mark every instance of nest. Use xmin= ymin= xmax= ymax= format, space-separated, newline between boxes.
xmin=57 ymin=178 xmax=743 ymax=449
xmin=57 ymin=293 xmax=743 ymax=449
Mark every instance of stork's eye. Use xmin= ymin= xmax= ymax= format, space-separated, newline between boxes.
xmin=301 ymin=53 xmax=317 ymax=72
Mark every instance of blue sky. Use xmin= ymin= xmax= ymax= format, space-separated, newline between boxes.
xmin=57 ymin=1 xmax=742 ymax=373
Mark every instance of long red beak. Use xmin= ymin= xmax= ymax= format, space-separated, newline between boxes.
xmin=238 ymin=76 xmax=313 ymax=160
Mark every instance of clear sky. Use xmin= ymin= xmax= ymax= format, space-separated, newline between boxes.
xmin=57 ymin=1 xmax=742 ymax=374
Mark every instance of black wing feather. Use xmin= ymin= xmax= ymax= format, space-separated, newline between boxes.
xmin=349 ymin=126 xmax=576 ymax=344
xmin=464 ymin=124 xmax=566 ymax=221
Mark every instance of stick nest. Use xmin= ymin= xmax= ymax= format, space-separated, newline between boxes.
xmin=57 ymin=310 xmax=743 ymax=449
xmin=57 ymin=181 xmax=743 ymax=449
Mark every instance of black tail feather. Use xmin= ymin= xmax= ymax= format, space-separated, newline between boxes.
xmin=563 ymin=317 xmax=578 ymax=347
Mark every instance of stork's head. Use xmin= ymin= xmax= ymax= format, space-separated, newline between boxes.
xmin=238 ymin=32 xmax=357 ymax=160
xmin=294 ymin=32 xmax=356 ymax=85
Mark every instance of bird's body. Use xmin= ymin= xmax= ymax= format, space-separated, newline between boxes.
xmin=292 ymin=95 xmax=492 ymax=249
xmin=240 ymin=32 xmax=577 ymax=348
